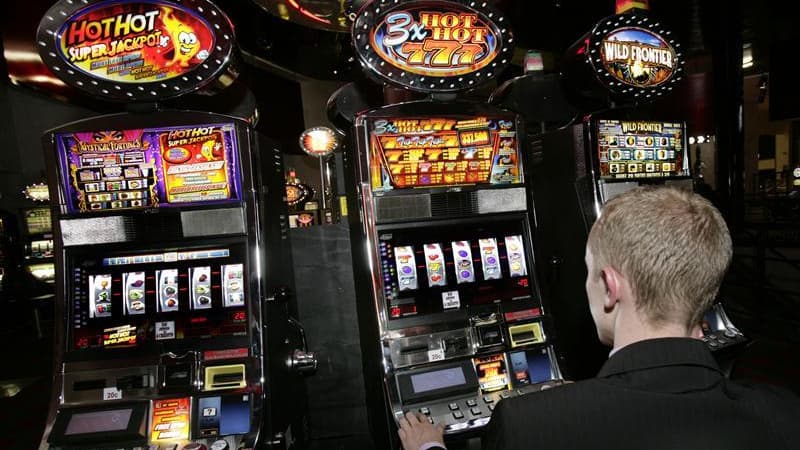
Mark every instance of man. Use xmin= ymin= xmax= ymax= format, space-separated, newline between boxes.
xmin=398 ymin=186 xmax=799 ymax=450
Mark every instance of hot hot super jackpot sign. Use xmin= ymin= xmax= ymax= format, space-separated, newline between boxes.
xmin=37 ymin=0 xmax=235 ymax=101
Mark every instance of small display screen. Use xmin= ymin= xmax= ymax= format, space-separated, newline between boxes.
xmin=596 ymin=119 xmax=688 ymax=180
xmin=368 ymin=116 xmax=522 ymax=192
xmin=508 ymin=348 xmax=554 ymax=387
xmin=23 ymin=208 xmax=52 ymax=235
xmin=474 ymin=354 xmax=510 ymax=393
xmin=151 ymin=398 xmax=191 ymax=441
xmin=64 ymin=409 xmax=133 ymax=435
xmin=410 ymin=367 xmax=467 ymax=394
xmin=55 ymin=123 xmax=242 ymax=213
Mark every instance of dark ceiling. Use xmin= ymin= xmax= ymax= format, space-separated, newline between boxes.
xmin=0 ymin=0 xmax=793 ymax=147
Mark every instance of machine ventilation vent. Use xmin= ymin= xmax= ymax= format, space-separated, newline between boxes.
xmin=375 ymin=194 xmax=432 ymax=222
xmin=127 ymin=214 xmax=184 ymax=240
xmin=430 ymin=191 xmax=479 ymax=217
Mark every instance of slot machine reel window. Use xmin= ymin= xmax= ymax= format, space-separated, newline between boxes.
xmin=70 ymin=245 xmax=249 ymax=351
xmin=380 ymin=220 xmax=534 ymax=319
xmin=597 ymin=120 xmax=689 ymax=181
xmin=368 ymin=116 xmax=523 ymax=193
xmin=55 ymin=124 xmax=243 ymax=214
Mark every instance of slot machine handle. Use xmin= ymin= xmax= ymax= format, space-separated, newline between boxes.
xmin=359 ymin=182 xmax=373 ymax=237
xmin=269 ymin=286 xmax=291 ymax=303
xmin=287 ymin=317 xmax=318 ymax=376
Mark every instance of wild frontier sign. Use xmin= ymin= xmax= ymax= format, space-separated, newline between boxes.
xmin=600 ymin=27 xmax=677 ymax=88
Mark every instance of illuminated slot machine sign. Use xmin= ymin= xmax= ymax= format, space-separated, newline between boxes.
xmin=55 ymin=123 xmax=241 ymax=213
xmin=562 ymin=10 xmax=684 ymax=102
xmin=352 ymin=0 xmax=513 ymax=93
xmin=369 ymin=116 xmax=522 ymax=192
xmin=37 ymin=0 xmax=234 ymax=102
xmin=596 ymin=119 xmax=689 ymax=180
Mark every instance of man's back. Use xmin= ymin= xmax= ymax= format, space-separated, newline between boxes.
xmin=482 ymin=338 xmax=799 ymax=450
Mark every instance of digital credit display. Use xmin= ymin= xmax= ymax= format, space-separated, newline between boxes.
xmin=369 ymin=116 xmax=522 ymax=192
xmin=64 ymin=409 xmax=133 ymax=435
xmin=55 ymin=123 xmax=242 ymax=213
xmin=410 ymin=367 xmax=467 ymax=394
xmin=596 ymin=119 xmax=689 ymax=180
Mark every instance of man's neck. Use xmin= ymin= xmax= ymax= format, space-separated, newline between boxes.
xmin=610 ymin=310 xmax=698 ymax=355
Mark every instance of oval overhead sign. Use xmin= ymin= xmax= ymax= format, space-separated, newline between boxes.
xmin=601 ymin=28 xmax=676 ymax=88
xmin=37 ymin=0 xmax=235 ymax=102
xmin=352 ymin=0 xmax=513 ymax=93
xmin=587 ymin=13 xmax=683 ymax=98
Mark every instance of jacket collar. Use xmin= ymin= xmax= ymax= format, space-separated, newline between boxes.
xmin=598 ymin=337 xmax=722 ymax=379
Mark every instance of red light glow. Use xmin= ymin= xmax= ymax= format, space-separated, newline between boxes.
xmin=287 ymin=0 xmax=331 ymax=24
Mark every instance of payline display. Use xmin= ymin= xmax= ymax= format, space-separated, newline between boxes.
xmin=43 ymin=116 xmax=269 ymax=450
xmin=56 ymin=123 xmax=241 ymax=213
xmin=596 ymin=119 xmax=689 ymax=181
xmin=349 ymin=107 xmax=563 ymax=446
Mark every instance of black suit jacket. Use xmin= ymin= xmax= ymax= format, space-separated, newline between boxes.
xmin=478 ymin=338 xmax=799 ymax=450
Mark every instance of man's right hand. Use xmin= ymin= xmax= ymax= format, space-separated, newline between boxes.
xmin=397 ymin=411 xmax=445 ymax=450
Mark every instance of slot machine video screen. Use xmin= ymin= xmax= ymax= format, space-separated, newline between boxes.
xmin=368 ymin=116 xmax=523 ymax=192
xmin=54 ymin=123 xmax=243 ymax=213
xmin=596 ymin=120 xmax=688 ymax=180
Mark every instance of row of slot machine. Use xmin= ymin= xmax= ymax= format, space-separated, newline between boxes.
xmin=334 ymin=1 xmax=748 ymax=449
xmin=34 ymin=1 xmax=313 ymax=449
xmin=0 ymin=205 xmax=55 ymax=306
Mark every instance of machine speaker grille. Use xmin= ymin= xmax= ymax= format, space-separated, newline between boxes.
xmin=430 ymin=191 xmax=479 ymax=217
xmin=375 ymin=195 xmax=432 ymax=221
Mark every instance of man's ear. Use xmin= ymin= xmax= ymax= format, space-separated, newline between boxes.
xmin=600 ymin=267 xmax=622 ymax=311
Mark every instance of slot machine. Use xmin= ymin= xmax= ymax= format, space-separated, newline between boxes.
xmin=36 ymin=1 xmax=309 ymax=449
xmin=341 ymin=1 xmax=563 ymax=448
xmin=524 ymin=6 xmax=745 ymax=379
xmin=21 ymin=204 xmax=56 ymax=290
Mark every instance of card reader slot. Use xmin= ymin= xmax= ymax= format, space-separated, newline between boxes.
xmin=204 ymin=364 xmax=246 ymax=391
xmin=508 ymin=322 xmax=544 ymax=348
xmin=213 ymin=373 xmax=244 ymax=385
xmin=513 ymin=331 xmax=536 ymax=341
xmin=399 ymin=345 xmax=430 ymax=355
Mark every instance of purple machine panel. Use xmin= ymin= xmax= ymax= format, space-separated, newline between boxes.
xmin=55 ymin=123 xmax=242 ymax=213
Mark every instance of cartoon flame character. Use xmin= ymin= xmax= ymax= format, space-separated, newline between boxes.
xmin=162 ymin=7 xmax=203 ymax=67
xmin=200 ymin=139 xmax=216 ymax=161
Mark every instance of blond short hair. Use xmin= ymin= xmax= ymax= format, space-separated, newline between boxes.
xmin=587 ymin=186 xmax=732 ymax=328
